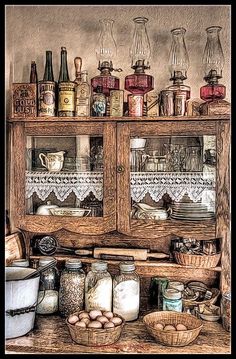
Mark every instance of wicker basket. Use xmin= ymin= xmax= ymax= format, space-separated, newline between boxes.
xmin=183 ymin=287 xmax=220 ymax=308
xmin=143 ymin=311 xmax=203 ymax=347
xmin=173 ymin=251 xmax=221 ymax=268
xmin=66 ymin=311 xmax=125 ymax=346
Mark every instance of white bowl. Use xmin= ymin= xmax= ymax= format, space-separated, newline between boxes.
xmin=49 ymin=208 xmax=91 ymax=217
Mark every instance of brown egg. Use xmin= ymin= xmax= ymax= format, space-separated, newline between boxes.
xmin=75 ymin=321 xmax=87 ymax=328
xmin=104 ymin=321 xmax=115 ymax=329
xmin=96 ymin=315 xmax=109 ymax=324
xmin=87 ymin=320 xmax=103 ymax=328
xmin=89 ymin=310 xmax=103 ymax=320
xmin=68 ymin=314 xmax=79 ymax=324
xmin=154 ymin=322 xmax=164 ymax=330
xmin=102 ymin=311 xmax=114 ymax=319
xmin=78 ymin=312 xmax=90 ymax=320
xmin=163 ymin=324 xmax=176 ymax=331
xmin=176 ymin=323 xmax=187 ymax=331
xmin=110 ymin=316 xmax=123 ymax=326
xmin=80 ymin=317 xmax=90 ymax=325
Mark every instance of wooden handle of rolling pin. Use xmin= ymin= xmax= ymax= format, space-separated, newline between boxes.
xmin=75 ymin=249 xmax=93 ymax=256
xmin=147 ymin=252 xmax=169 ymax=259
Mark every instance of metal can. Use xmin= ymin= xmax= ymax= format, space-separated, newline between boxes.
xmin=128 ymin=94 xmax=144 ymax=117
xmin=174 ymin=91 xmax=187 ymax=116
xmin=38 ymin=81 xmax=56 ymax=117
xmin=146 ymin=91 xmax=159 ymax=116
xmin=159 ymin=90 xmax=174 ymax=116
xmin=110 ymin=90 xmax=124 ymax=117
xmin=149 ymin=277 xmax=169 ymax=310
xmin=58 ymin=82 xmax=75 ymax=117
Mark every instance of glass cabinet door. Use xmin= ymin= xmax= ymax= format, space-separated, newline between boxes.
xmin=11 ymin=122 xmax=116 ymax=234
xmin=117 ymin=122 xmax=217 ymax=239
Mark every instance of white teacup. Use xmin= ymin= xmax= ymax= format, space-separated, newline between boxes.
xmin=39 ymin=151 xmax=65 ymax=172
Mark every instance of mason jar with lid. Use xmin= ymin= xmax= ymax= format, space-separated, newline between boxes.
xmin=59 ymin=258 xmax=85 ymax=317
xmin=163 ymin=288 xmax=182 ymax=312
xmin=85 ymin=261 xmax=112 ymax=312
xmin=11 ymin=259 xmax=29 ymax=267
xmin=113 ymin=262 xmax=140 ymax=321
xmin=36 ymin=256 xmax=59 ymax=315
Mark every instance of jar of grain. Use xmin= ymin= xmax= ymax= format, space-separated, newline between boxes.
xmin=85 ymin=261 xmax=112 ymax=312
xmin=113 ymin=261 xmax=140 ymax=321
xmin=163 ymin=288 xmax=182 ymax=312
xmin=36 ymin=257 xmax=59 ymax=315
xmin=59 ymin=259 xmax=85 ymax=317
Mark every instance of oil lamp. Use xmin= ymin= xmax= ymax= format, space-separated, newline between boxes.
xmin=200 ymin=26 xmax=226 ymax=101
xmin=125 ymin=17 xmax=154 ymax=95
xmin=91 ymin=19 xmax=122 ymax=97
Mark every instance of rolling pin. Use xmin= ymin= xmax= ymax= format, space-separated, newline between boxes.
xmin=75 ymin=247 xmax=169 ymax=260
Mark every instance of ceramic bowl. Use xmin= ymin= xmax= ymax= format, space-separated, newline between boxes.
xmin=49 ymin=208 xmax=91 ymax=217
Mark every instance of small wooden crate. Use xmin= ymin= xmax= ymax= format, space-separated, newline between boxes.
xmin=12 ymin=83 xmax=37 ymax=118
xmin=66 ymin=311 xmax=125 ymax=346
xmin=143 ymin=311 xmax=203 ymax=347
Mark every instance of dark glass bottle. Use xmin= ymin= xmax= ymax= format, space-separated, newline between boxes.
xmin=30 ymin=61 xmax=38 ymax=83
xmin=43 ymin=51 xmax=54 ymax=81
xmin=58 ymin=47 xmax=70 ymax=82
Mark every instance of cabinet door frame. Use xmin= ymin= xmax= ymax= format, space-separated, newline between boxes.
xmin=10 ymin=121 xmax=117 ymax=235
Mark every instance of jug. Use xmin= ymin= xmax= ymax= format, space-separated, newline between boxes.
xmin=39 ymin=151 xmax=65 ymax=172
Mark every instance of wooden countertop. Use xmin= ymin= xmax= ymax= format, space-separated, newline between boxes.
xmin=5 ymin=314 xmax=230 ymax=354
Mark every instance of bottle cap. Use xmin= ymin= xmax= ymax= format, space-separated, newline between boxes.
xmin=39 ymin=256 xmax=56 ymax=267
xmin=163 ymin=288 xmax=182 ymax=300
xmin=65 ymin=258 xmax=82 ymax=269
xmin=119 ymin=261 xmax=136 ymax=272
xmin=168 ymin=281 xmax=184 ymax=292
xmin=91 ymin=261 xmax=107 ymax=271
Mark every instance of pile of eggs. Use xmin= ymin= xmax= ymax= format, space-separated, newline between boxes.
xmin=68 ymin=310 xmax=123 ymax=329
xmin=154 ymin=322 xmax=188 ymax=331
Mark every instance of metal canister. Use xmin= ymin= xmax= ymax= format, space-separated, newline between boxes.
xmin=110 ymin=90 xmax=124 ymax=117
xmin=128 ymin=94 xmax=144 ymax=117
xmin=38 ymin=81 xmax=56 ymax=117
xmin=149 ymin=277 xmax=169 ymax=310
xmin=174 ymin=91 xmax=187 ymax=116
xmin=159 ymin=90 xmax=174 ymax=116
xmin=146 ymin=91 xmax=159 ymax=116
xmin=58 ymin=81 xmax=75 ymax=117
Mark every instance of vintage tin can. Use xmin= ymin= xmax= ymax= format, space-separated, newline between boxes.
xmin=149 ymin=277 xmax=169 ymax=310
xmin=58 ymin=82 xmax=75 ymax=117
xmin=174 ymin=91 xmax=187 ymax=116
xmin=128 ymin=94 xmax=144 ymax=117
xmin=146 ymin=92 xmax=159 ymax=116
xmin=110 ymin=90 xmax=124 ymax=117
xmin=38 ymin=81 xmax=56 ymax=117
xmin=12 ymin=83 xmax=37 ymax=118
xmin=159 ymin=90 xmax=174 ymax=116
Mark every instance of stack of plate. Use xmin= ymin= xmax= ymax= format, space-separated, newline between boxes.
xmin=171 ymin=202 xmax=215 ymax=221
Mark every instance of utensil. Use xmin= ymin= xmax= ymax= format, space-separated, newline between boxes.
xmin=34 ymin=236 xmax=90 ymax=256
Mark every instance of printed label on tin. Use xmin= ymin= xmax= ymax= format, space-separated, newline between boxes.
xmin=12 ymin=83 xmax=37 ymax=117
xmin=110 ymin=90 xmax=124 ymax=117
xmin=38 ymin=82 xmax=56 ymax=116
xmin=58 ymin=91 xmax=75 ymax=112
xmin=128 ymin=95 xmax=143 ymax=117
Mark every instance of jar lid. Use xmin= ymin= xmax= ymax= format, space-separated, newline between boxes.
xmin=39 ymin=256 xmax=56 ymax=267
xmin=91 ymin=261 xmax=107 ymax=271
xmin=11 ymin=259 xmax=29 ymax=267
xmin=119 ymin=261 xmax=136 ymax=272
xmin=168 ymin=281 xmax=184 ymax=292
xmin=164 ymin=288 xmax=182 ymax=300
xmin=65 ymin=258 xmax=82 ymax=269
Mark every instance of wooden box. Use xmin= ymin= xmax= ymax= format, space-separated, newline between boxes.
xmin=12 ymin=83 xmax=37 ymax=118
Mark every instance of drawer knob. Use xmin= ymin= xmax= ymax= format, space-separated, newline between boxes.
xmin=117 ymin=165 xmax=124 ymax=173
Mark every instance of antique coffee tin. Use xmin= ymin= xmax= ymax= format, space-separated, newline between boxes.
xmin=159 ymin=90 xmax=174 ymax=116
xmin=110 ymin=90 xmax=124 ymax=117
xmin=128 ymin=94 xmax=144 ymax=117
xmin=38 ymin=81 xmax=56 ymax=117
xmin=12 ymin=83 xmax=37 ymax=118
xmin=174 ymin=91 xmax=187 ymax=116
xmin=146 ymin=92 xmax=159 ymax=116
xmin=58 ymin=82 xmax=75 ymax=117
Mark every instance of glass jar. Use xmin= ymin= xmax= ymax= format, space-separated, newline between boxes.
xmin=113 ymin=262 xmax=140 ymax=321
xmin=59 ymin=259 xmax=85 ymax=317
xmin=163 ymin=288 xmax=182 ymax=312
xmin=11 ymin=259 xmax=29 ymax=267
xmin=36 ymin=257 xmax=59 ymax=315
xmin=85 ymin=261 xmax=112 ymax=312
xmin=221 ymin=292 xmax=230 ymax=332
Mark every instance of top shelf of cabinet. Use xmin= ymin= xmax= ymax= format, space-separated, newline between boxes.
xmin=8 ymin=115 xmax=230 ymax=123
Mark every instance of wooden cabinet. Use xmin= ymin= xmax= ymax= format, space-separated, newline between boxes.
xmin=8 ymin=114 xmax=230 ymax=294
